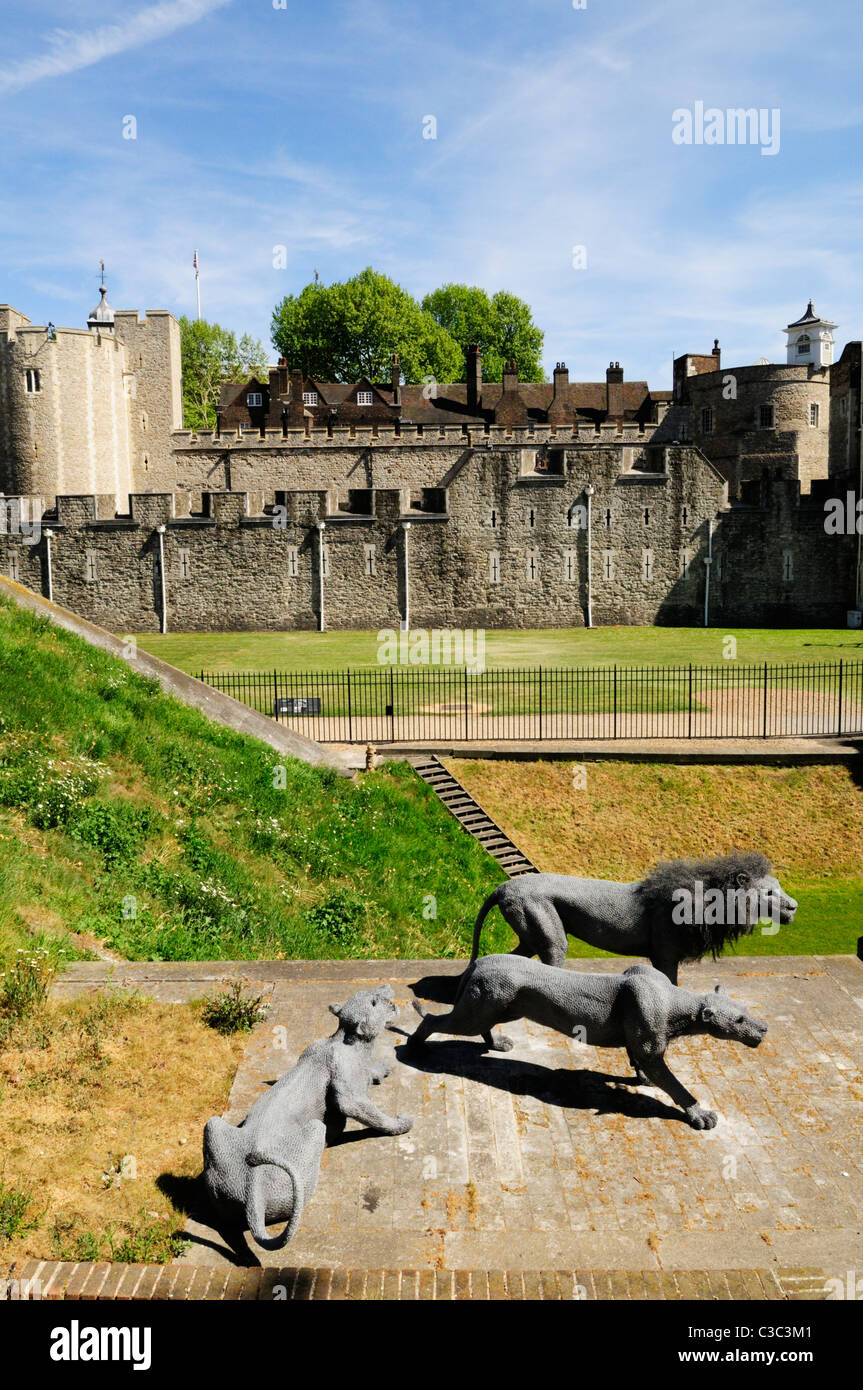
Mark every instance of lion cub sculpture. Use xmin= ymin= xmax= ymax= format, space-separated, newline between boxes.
xmin=407 ymin=958 xmax=766 ymax=1130
xmin=203 ymin=985 xmax=412 ymax=1250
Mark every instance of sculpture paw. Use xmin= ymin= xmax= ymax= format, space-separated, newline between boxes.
xmin=392 ymin=1114 xmax=413 ymax=1134
xmin=491 ymin=1035 xmax=515 ymax=1052
xmin=687 ymin=1105 xmax=718 ymax=1130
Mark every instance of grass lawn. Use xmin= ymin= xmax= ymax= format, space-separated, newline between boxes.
xmin=447 ymin=758 xmax=863 ymax=958
xmin=134 ymin=626 xmax=863 ymax=676
xmin=0 ymin=596 xmax=508 ymax=966
xmin=0 ymin=988 xmax=246 ymax=1265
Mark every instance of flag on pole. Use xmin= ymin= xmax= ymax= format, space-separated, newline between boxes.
xmin=193 ymin=250 xmax=201 ymax=321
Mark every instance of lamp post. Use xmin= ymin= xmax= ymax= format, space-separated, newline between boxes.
xmin=43 ymin=527 xmax=53 ymax=602
xmin=402 ymin=520 xmax=411 ymax=632
xmin=703 ymin=518 xmax=713 ymax=628
xmin=317 ymin=521 xmax=326 ymax=632
xmin=584 ymin=484 xmax=594 ymax=629
xmin=156 ymin=525 xmax=167 ymax=634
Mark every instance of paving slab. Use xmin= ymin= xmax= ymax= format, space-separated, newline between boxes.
xmin=166 ymin=955 xmax=863 ymax=1278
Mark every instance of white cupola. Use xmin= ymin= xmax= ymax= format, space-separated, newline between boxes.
xmin=784 ymin=301 xmax=836 ymax=366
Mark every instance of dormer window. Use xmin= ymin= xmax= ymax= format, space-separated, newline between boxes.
xmin=303 ymin=391 xmax=319 ymax=407
xmin=246 ymin=392 xmax=262 ymax=407
xmin=356 ymin=391 xmax=374 ymax=406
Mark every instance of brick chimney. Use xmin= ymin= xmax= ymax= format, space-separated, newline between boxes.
xmin=547 ymin=362 xmax=570 ymax=424
xmin=466 ymin=344 xmax=482 ymax=411
xmin=712 ymin=338 xmax=721 ymax=365
xmin=277 ymin=357 xmax=288 ymax=394
xmin=495 ymin=360 xmax=528 ymax=426
xmin=391 ymin=353 xmax=401 ymax=408
xmin=289 ymin=368 xmax=305 ymax=426
xmin=606 ymin=361 xmax=624 ymax=419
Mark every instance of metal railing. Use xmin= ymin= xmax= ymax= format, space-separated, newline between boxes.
xmin=198 ymin=661 xmax=863 ymax=744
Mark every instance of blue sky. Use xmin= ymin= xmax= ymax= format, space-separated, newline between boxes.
xmin=1 ymin=0 xmax=861 ymax=385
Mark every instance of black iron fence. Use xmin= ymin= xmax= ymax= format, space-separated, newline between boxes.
xmin=199 ymin=660 xmax=863 ymax=743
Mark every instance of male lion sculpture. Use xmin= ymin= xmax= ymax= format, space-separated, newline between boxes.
xmin=407 ymin=957 xmax=767 ymax=1129
xmin=203 ymin=985 xmax=412 ymax=1251
xmin=470 ymin=851 xmax=797 ymax=984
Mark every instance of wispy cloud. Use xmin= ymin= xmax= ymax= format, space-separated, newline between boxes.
xmin=0 ymin=0 xmax=233 ymax=97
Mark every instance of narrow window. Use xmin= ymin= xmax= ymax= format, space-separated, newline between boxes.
xmin=701 ymin=407 xmax=713 ymax=434
xmin=179 ymin=549 xmax=191 ymax=579
xmin=322 ymin=545 xmax=329 ymax=578
xmin=642 ymin=549 xmax=653 ymax=582
xmin=528 ymin=508 xmax=535 ymax=528
xmin=680 ymin=548 xmax=692 ymax=579
xmin=602 ymin=550 xmax=614 ymax=581
xmin=563 ymin=549 xmax=577 ymax=582
xmin=809 ymin=402 xmax=820 ymax=427
xmin=605 ymin=507 xmax=611 ymax=527
xmin=490 ymin=509 xmax=496 ymax=529
xmin=287 ymin=545 xmax=298 ymax=579
xmin=682 ymin=506 xmax=688 ymax=526
xmin=25 ymin=368 xmax=41 ymax=393
xmin=759 ymin=404 xmax=774 ymax=429
xmin=644 ymin=508 xmax=650 ymax=525
xmin=8 ymin=552 xmax=19 ymax=582
xmin=363 ymin=544 xmax=375 ymax=577
xmin=526 ymin=550 xmax=540 ymax=581
xmin=782 ymin=549 xmax=793 ymax=583
xmin=85 ymin=551 xmax=97 ymax=583
xmin=489 ymin=551 xmax=500 ymax=584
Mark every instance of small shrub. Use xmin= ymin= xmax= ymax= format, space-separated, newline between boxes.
xmin=200 ymin=980 xmax=267 ymax=1035
xmin=0 ymin=949 xmax=54 ymax=1022
xmin=307 ymin=887 xmax=366 ymax=946
xmin=69 ymin=800 xmax=158 ymax=866
xmin=0 ymin=1181 xmax=39 ymax=1244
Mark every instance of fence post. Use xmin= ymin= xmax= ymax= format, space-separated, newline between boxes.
xmin=347 ymin=668 xmax=353 ymax=743
xmin=389 ymin=666 xmax=395 ymax=743
xmin=688 ymin=663 xmax=693 ymax=738
xmin=762 ymin=662 xmax=768 ymax=738
xmin=613 ymin=664 xmax=618 ymax=739
xmin=272 ymin=669 xmax=278 ymax=720
xmin=837 ymin=658 xmax=844 ymax=737
xmin=464 ymin=667 xmax=469 ymax=741
xmin=538 ymin=666 xmax=543 ymax=742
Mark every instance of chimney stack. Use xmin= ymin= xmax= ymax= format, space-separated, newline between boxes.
xmin=547 ymin=361 xmax=570 ymax=423
xmin=466 ymin=344 xmax=482 ymax=411
xmin=606 ymin=361 xmax=624 ymax=419
xmin=494 ymin=360 xmax=528 ymax=425
xmin=391 ymin=353 xmax=401 ymax=408
xmin=289 ymin=368 xmax=305 ymax=426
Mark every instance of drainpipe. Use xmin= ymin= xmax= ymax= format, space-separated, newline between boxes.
xmin=703 ymin=517 xmax=713 ymax=628
xmin=43 ymin=527 xmax=53 ymax=602
xmin=584 ymin=483 xmax=594 ymax=628
xmin=402 ymin=520 xmax=411 ymax=632
xmin=156 ymin=525 xmax=167 ymax=634
xmin=317 ymin=520 xmax=326 ymax=631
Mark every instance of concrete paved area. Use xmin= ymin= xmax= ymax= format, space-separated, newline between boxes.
xmin=54 ymin=955 xmax=863 ymax=1279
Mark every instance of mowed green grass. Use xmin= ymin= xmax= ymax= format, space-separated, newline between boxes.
xmin=447 ymin=758 xmax=863 ymax=958
xmin=135 ymin=626 xmax=863 ymax=675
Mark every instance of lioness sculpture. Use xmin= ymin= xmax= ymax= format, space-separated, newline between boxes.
xmin=470 ymin=852 xmax=797 ymax=984
xmin=407 ymin=957 xmax=767 ymax=1129
xmin=203 ymin=984 xmax=412 ymax=1250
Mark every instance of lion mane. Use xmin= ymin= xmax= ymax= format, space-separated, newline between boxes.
xmin=636 ymin=850 xmax=773 ymax=964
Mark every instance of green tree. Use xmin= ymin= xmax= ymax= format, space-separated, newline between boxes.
xmin=270 ymin=268 xmax=463 ymax=385
xmin=421 ymin=283 xmax=545 ymax=382
xmin=179 ymin=317 xmax=269 ymax=430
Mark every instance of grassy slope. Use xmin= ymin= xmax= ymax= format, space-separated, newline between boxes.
xmin=135 ymin=626 xmax=863 ymax=675
xmin=0 ymin=597 xmax=507 ymax=966
xmin=448 ymin=758 xmax=863 ymax=957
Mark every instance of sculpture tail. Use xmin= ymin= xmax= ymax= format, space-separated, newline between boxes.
xmin=469 ymin=885 xmax=505 ymax=963
xmin=244 ymin=1158 xmax=304 ymax=1251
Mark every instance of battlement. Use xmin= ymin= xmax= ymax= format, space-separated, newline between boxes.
xmin=169 ymin=419 xmax=664 ymax=450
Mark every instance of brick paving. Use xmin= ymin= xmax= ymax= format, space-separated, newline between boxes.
xmin=38 ymin=954 xmax=863 ymax=1298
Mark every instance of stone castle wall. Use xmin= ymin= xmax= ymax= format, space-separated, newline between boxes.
xmin=1 ymin=444 xmax=854 ymax=632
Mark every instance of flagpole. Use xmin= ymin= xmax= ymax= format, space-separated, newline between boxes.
xmin=194 ymin=250 xmax=201 ymax=321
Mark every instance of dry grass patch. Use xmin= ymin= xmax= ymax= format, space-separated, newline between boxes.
xmin=0 ymin=992 xmax=245 ymax=1264
xmin=446 ymin=759 xmax=863 ymax=955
